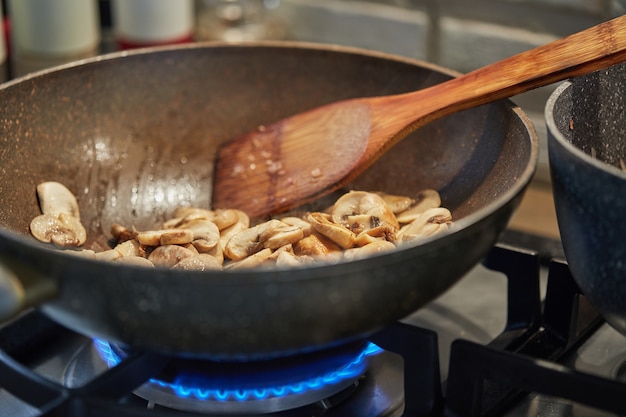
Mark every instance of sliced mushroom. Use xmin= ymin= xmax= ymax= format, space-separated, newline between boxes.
xmin=36 ymin=181 xmax=81 ymax=218
xmin=31 ymin=180 xmax=456 ymax=269
xmin=224 ymin=219 xmax=283 ymax=261
xmin=219 ymin=211 xmax=251 ymax=249
xmin=172 ymin=254 xmax=222 ymax=271
xmin=307 ymin=212 xmax=356 ymax=249
xmin=65 ymin=249 xmax=96 ymax=259
xmin=160 ymin=229 xmax=194 ymax=246
xmin=213 ymin=209 xmax=246 ymax=230
xmin=403 ymin=222 xmax=448 ymax=243
xmin=395 ymin=189 xmax=442 ymax=224
xmin=355 ymin=232 xmax=380 ymax=247
xmin=226 ymin=248 xmax=273 ymax=270
xmin=114 ymin=239 xmax=141 ymax=257
xmin=376 ymin=192 xmax=414 ymax=214
xmin=398 ymin=207 xmax=452 ymax=243
xmin=311 ymin=230 xmax=343 ymax=252
xmin=30 ymin=212 xmax=87 ymax=248
xmin=331 ymin=191 xmax=399 ymax=233
xmin=344 ymin=240 xmax=396 ymax=261
xmin=95 ymin=249 xmax=123 ymax=261
xmin=180 ymin=219 xmax=220 ymax=248
xmin=135 ymin=230 xmax=165 ymax=246
xmin=293 ymin=234 xmax=331 ymax=257
xmin=172 ymin=206 xmax=215 ymax=221
xmin=136 ymin=229 xmax=194 ymax=246
xmin=274 ymin=250 xmax=308 ymax=268
xmin=262 ymin=224 xmax=305 ymax=250
xmin=205 ymin=242 xmax=224 ymax=265
xmin=183 ymin=243 xmax=200 ymax=255
xmin=162 ymin=217 xmax=185 ymax=229
xmin=163 ymin=207 xmax=216 ymax=229
xmin=280 ymin=217 xmax=312 ymax=237
xmin=110 ymin=223 xmax=138 ymax=242
xmin=114 ymin=256 xmax=155 ymax=268
xmin=358 ymin=224 xmax=397 ymax=245
xmin=148 ymin=244 xmax=196 ymax=267
xmin=191 ymin=238 xmax=215 ymax=253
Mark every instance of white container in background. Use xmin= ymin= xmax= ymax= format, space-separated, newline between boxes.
xmin=8 ymin=0 xmax=100 ymax=76
xmin=111 ymin=0 xmax=194 ymax=49
xmin=195 ymin=0 xmax=286 ymax=42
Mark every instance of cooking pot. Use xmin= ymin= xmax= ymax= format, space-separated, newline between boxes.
xmin=0 ymin=42 xmax=538 ymax=359
xmin=546 ymin=62 xmax=626 ymax=336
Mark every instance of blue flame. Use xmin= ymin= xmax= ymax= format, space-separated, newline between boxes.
xmin=93 ymin=340 xmax=382 ymax=402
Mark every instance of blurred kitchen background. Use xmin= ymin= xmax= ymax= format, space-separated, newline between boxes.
xmin=0 ymin=0 xmax=624 ymax=241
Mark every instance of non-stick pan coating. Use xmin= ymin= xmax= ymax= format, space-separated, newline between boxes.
xmin=0 ymin=43 xmax=537 ymax=359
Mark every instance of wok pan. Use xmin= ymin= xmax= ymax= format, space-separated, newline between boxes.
xmin=546 ymin=62 xmax=626 ymax=337
xmin=0 ymin=43 xmax=538 ymax=360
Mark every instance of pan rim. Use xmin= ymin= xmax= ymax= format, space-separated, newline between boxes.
xmin=0 ymin=41 xmax=539 ymax=282
xmin=0 ymin=40 xmax=467 ymax=92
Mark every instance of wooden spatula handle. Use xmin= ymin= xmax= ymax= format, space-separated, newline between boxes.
xmin=389 ymin=14 xmax=626 ymax=129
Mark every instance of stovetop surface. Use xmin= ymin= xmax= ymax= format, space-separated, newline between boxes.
xmin=409 ymin=261 xmax=625 ymax=417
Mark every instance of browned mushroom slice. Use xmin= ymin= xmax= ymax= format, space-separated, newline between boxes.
xmin=65 ymin=249 xmax=97 ymax=259
xmin=395 ymin=189 xmax=442 ymax=224
xmin=95 ymin=249 xmax=123 ymax=261
xmin=274 ymin=249 xmax=316 ymax=267
xmin=180 ymin=219 xmax=220 ymax=248
xmin=172 ymin=254 xmax=222 ymax=271
xmin=262 ymin=224 xmax=305 ymax=250
xmin=36 ymin=181 xmax=81 ymax=218
xmin=344 ymin=240 xmax=396 ymax=261
xmin=223 ymin=219 xmax=283 ymax=261
xmin=114 ymin=256 xmax=155 ymax=268
xmin=172 ymin=207 xmax=215 ymax=221
xmin=114 ymin=239 xmax=141 ymax=257
xmin=30 ymin=213 xmax=87 ymax=248
xmin=213 ymin=209 xmax=247 ymax=230
xmin=225 ymin=248 xmax=273 ymax=269
xmin=375 ymin=192 xmax=414 ymax=214
xmin=307 ymin=212 xmax=356 ymax=249
xmin=110 ymin=223 xmax=138 ymax=242
xmin=279 ymin=216 xmax=313 ymax=237
xmin=331 ymin=191 xmax=399 ymax=233
xmin=293 ymin=235 xmax=325 ymax=256
xmin=136 ymin=229 xmax=194 ymax=246
xmin=219 ymin=210 xmax=252 ymax=249
xmin=398 ymin=207 xmax=452 ymax=243
xmin=148 ymin=245 xmax=196 ymax=267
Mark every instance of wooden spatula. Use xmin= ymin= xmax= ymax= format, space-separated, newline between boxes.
xmin=213 ymin=14 xmax=626 ymax=218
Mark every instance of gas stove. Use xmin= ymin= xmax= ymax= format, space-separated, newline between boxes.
xmin=1 ymin=231 xmax=626 ymax=417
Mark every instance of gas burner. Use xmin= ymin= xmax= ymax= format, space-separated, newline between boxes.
xmin=93 ymin=339 xmax=382 ymax=414
xmin=9 ymin=242 xmax=622 ymax=417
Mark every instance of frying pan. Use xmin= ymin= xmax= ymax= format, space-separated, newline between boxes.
xmin=0 ymin=43 xmax=537 ymax=360
xmin=546 ymin=62 xmax=626 ymax=337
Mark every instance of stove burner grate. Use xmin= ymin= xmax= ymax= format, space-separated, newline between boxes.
xmin=4 ymin=241 xmax=625 ymax=417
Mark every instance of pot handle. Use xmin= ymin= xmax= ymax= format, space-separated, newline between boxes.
xmin=0 ymin=256 xmax=57 ymax=322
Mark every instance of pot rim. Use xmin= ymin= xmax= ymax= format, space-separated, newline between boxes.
xmin=545 ymin=79 xmax=626 ymax=180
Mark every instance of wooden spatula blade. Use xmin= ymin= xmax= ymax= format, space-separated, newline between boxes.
xmin=213 ymin=100 xmax=372 ymax=217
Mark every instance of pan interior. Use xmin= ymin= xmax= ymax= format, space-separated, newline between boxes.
xmin=0 ymin=44 xmax=533 ymax=248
